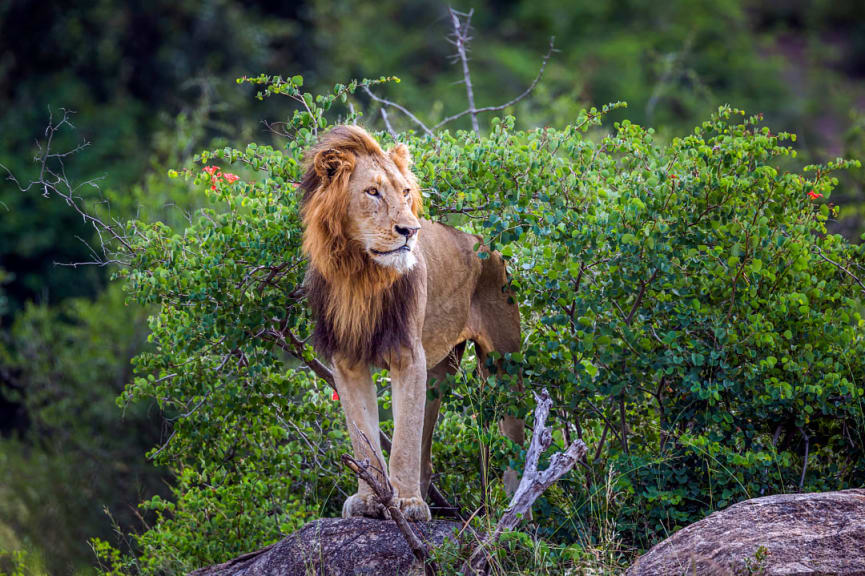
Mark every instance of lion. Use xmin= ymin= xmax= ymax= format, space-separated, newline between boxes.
xmin=300 ymin=125 xmax=523 ymax=521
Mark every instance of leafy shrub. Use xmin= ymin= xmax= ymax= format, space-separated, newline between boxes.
xmin=62 ymin=75 xmax=863 ymax=572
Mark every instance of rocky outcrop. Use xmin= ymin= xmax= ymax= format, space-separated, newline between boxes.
xmin=189 ymin=518 xmax=460 ymax=576
xmin=626 ymin=489 xmax=865 ymax=576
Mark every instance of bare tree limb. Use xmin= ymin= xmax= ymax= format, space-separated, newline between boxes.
xmin=464 ymin=388 xmax=588 ymax=574
xmin=363 ymin=85 xmax=433 ymax=136
xmin=798 ymin=427 xmax=810 ymax=491
xmin=363 ymin=24 xmax=555 ymax=136
xmin=433 ymin=36 xmax=556 ymax=131
xmin=1 ymin=108 xmax=134 ymax=263
xmin=448 ymin=7 xmax=479 ymax=133
xmin=380 ymin=108 xmax=397 ymax=139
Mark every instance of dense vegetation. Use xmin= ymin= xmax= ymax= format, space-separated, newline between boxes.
xmin=2 ymin=1 xmax=865 ymax=574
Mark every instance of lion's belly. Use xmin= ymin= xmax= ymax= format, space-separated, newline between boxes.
xmin=417 ymin=220 xmax=482 ymax=368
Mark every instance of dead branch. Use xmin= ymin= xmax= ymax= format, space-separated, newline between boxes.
xmin=464 ymin=388 xmax=588 ymax=575
xmin=380 ymin=108 xmax=397 ymax=139
xmin=1 ymin=108 xmax=134 ymax=263
xmin=433 ymin=36 xmax=557 ymax=131
xmin=363 ymin=85 xmax=433 ymax=136
xmin=448 ymin=7 xmax=479 ymax=133
xmin=342 ymin=428 xmax=438 ymax=576
xmin=363 ymin=16 xmax=554 ymax=136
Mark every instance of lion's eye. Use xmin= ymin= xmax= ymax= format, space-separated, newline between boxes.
xmin=365 ymin=187 xmax=380 ymax=197
xmin=403 ymin=188 xmax=411 ymax=197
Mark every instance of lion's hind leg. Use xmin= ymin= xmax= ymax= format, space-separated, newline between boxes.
xmin=471 ymin=250 xmax=524 ymax=496
xmin=420 ymin=342 xmax=466 ymax=500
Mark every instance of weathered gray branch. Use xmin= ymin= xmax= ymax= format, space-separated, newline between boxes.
xmin=464 ymin=388 xmax=588 ymax=575
xmin=380 ymin=108 xmax=397 ymax=139
xmin=364 ymin=19 xmax=555 ymax=136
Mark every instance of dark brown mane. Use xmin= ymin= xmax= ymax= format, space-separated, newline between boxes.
xmin=305 ymin=265 xmax=419 ymax=366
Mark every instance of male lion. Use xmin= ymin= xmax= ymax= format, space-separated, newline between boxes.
xmin=300 ymin=125 xmax=522 ymax=521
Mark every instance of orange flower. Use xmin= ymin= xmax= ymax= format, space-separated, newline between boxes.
xmin=223 ymin=173 xmax=240 ymax=183
xmin=203 ymin=165 xmax=220 ymax=176
xmin=332 ymin=390 xmax=339 ymax=401
xmin=807 ymin=190 xmax=823 ymax=200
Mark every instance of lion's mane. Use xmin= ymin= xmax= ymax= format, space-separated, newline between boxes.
xmin=299 ymin=126 xmax=424 ymax=365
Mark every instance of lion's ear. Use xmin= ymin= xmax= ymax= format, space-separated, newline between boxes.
xmin=388 ymin=144 xmax=412 ymax=173
xmin=313 ymin=148 xmax=355 ymax=182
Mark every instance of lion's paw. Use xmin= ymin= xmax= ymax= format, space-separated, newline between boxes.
xmin=342 ymin=493 xmax=387 ymax=519
xmin=396 ymin=496 xmax=431 ymax=522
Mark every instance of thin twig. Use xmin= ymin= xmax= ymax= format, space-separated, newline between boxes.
xmin=814 ymin=245 xmax=865 ymax=294
xmin=798 ymin=427 xmax=810 ymax=491
xmin=625 ymin=268 xmax=658 ymax=326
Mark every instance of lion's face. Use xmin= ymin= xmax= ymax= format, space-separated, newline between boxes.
xmin=301 ymin=126 xmax=424 ymax=281
xmin=344 ymin=154 xmax=421 ymax=273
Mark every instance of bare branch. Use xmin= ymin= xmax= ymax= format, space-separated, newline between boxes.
xmin=380 ymin=108 xmax=397 ymax=139
xmin=798 ymin=427 xmax=810 ymax=491
xmin=363 ymin=85 xmax=433 ymax=136
xmin=434 ymin=37 xmax=557 ymax=130
xmin=464 ymin=388 xmax=588 ymax=574
xmin=361 ymin=26 xmax=555 ymax=136
xmin=1 ymin=108 xmax=135 ymax=264
xmin=448 ymin=7 xmax=479 ymax=133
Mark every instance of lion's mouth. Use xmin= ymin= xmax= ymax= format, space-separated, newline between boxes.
xmin=370 ymin=245 xmax=412 ymax=256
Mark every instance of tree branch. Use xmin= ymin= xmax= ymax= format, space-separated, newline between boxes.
xmin=814 ymin=245 xmax=865 ymax=294
xmin=464 ymin=389 xmax=588 ymax=574
xmin=380 ymin=108 xmax=397 ymax=139
xmin=434 ymin=36 xmax=556 ymax=130
xmin=448 ymin=7 xmax=479 ymax=133
xmin=362 ymin=85 xmax=433 ymax=136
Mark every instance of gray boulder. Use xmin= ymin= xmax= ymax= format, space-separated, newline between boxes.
xmin=626 ymin=489 xmax=865 ymax=576
xmin=189 ymin=517 xmax=460 ymax=576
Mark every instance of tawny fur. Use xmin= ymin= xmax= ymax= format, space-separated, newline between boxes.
xmin=300 ymin=125 xmax=522 ymax=521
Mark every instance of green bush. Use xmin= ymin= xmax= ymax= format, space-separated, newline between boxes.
xmin=69 ymin=76 xmax=863 ymax=573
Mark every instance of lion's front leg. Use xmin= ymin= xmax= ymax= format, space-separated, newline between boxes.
xmin=333 ymin=357 xmax=388 ymax=519
xmin=389 ymin=345 xmax=431 ymax=521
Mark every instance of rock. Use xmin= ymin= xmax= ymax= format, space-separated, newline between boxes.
xmin=189 ymin=517 xmax=461 ymax=576
xmin=626 ymin=489 xmax=865 ymax=576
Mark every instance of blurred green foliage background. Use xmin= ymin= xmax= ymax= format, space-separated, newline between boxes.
xmin=1 ymin=0 xmax=864 ymax=573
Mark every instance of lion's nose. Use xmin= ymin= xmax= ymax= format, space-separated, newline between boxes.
xmin=394 ymin=224 xmax=420 ymax=239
